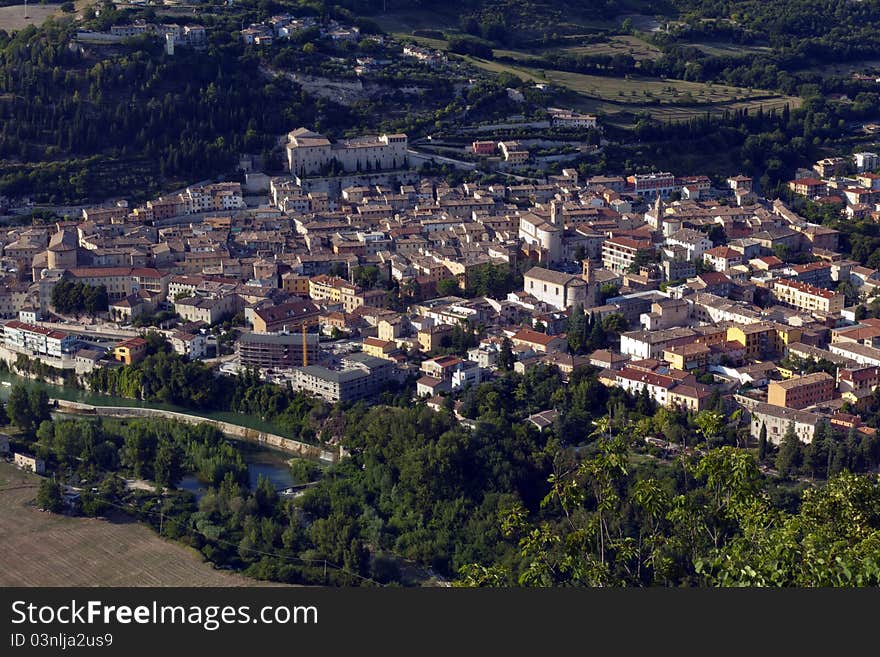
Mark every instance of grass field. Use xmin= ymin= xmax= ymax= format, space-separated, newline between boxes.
xmin=0 ymin=462 xmax=280 ymax=587
xmin=0 ymin=0 xmax=89 ymax=31
xmin=0 ymin=4 xmax=59 ymax=30
xmin=684 ymin=41 xmax=772 ymax=57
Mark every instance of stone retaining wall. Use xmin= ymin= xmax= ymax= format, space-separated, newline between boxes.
xmin=53 ymin=399 xmax=339 ymax=463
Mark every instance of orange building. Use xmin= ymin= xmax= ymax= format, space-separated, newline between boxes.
xmin=114 ymin=337 xmax=148 ymax=365
xmin=767 ymin=371 xmax=835 ymax=410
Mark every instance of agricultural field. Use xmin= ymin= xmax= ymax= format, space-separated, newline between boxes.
xmin=554 ymin=35 xmax=663 ymax=61
xmin=0 ymin=462 xmax=279 ymax=587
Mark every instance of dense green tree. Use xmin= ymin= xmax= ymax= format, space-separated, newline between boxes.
xmin=36 ymin=479 xmax=64 ymax=513
xmin=775 ymin=421 xmax=803 ymax=479
xmin=153 ymin=438 xmax=183 ymax=490
xmin=5 ymin=383 xmax=50 ymax=434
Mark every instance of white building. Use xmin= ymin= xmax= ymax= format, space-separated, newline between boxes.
xmin=522 ymin=266 xmax=588 ymax=310
xmin=3 ymin=320 xmax=76 ymax=358
xmin=519 ymin=212 xmax=562 ymax=265
xmin=854 ymin=152 xmax=879 ymax=173
xmin=665 ymin=229 xmax=713 ymax=262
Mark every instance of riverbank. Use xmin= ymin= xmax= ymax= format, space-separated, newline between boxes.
xmin=53 ymin=399 xmax=341 ymax=463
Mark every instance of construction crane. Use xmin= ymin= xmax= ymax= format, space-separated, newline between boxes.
xmin=302 ymin=321 xmax=308 ymax=367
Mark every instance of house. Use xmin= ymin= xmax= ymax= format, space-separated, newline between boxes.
xmin=113 ymin=337 xmax=148 ymax=365
xmin=788 ymin=178 xmax=827 ymax=198
xmin=417 ymin=324 xmax=454 ymax=352
xmin=472 ymin=141 xmax=496 ymax=155
xmin=14 ymin=453 xmax=46 ymax=474
xmin=588 ymin=349 xmax=630 ymax=371
xmin=702 ymin=246 xmax=743 ymax=272
xmin=416 ymin=376 xmax=450 ymax=397
xmin=525 ymin=409 xmax=560 ymax=430
xmin=420 ymin=355 xmax=464 ymax=380
xmin=362 ymin=337 xmax=398 ymax=359
xmin=813 ymin=157 xmax=848 ymax=178
xmin=74 ymin=347 xmax=106 ymax=375
xmin=498 ymin=141 xmax=529 ymax=164
xmin=511 ymin=328 xmax=567 ymax=354
xmin=169 ymin=331 xmax=207 ymax=360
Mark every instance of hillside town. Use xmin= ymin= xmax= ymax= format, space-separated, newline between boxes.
xmin=2 ymin=133 xmax=880 ymax=451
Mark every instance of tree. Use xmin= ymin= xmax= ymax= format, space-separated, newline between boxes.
xmin=601 ymin=313 xmax=628 ymax=337
xmin=695 ymin=410 xmax=725 ymax=444
xmin=566 ymin=304 xmax=589 ymax=354
xmin=775 ymin=421 xmax=802 ymax=478
xmin=153 ymin=438 xmax=182 ymax=490
xmin=5 ymin=384 xmax=50 ymax=434
xmin=499 ymin=337 xmax=515 ymax=372
xmin=437 ymin=278 xmax=460 ymax=297
xmin=37 ymin=479 xmax=64 ymax=513
xmin=758 ymin=423 xmax=768 ymax=462
xmin=588 ymin=316 xmax=607 ymax=350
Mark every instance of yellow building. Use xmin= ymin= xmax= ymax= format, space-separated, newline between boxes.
xmin=282 ymin=273 xmax=310 ymax=296
xmin=418 ymin=324 xmax=454 ymax=352
xmin=362 ymin=337 xmax=398 ymax=360
xmin=662 ymin=342 xmax=710 ymax=371
xmin=727 ymin=323 xmax=802 ymax=359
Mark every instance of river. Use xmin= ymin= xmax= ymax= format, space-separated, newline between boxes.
xmin=178 ymin=441 xmax=296 ymax=500
xmin=0 ymin=370 xmax=295 ymax=438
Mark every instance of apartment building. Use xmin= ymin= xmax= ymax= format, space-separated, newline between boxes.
xmin=291 ymin=353 xmax=394 ymax=402
xmin=252 ymin=299 xmax=321 ymax=333
xmin=738 ymin=397 xmax=820 ymax=444
xmin=787 ymin=178 xmax=827 ymax=198
xmin=771 ymin=279 xmax=844 ymax=314
xmin=726 ymin=322 xmax=801 ymax=360
xmin=3 ymin=320 xmax=76 ymax=358
xmin=767 ymin=371 xmax=835 ymax=409
xmin=626 ymin=172 xmax=676 ymax=199
xmin=602 ymin=236 xmax=654 ymax=274
xmin=702 ymin=246 xmax=743 ymax=272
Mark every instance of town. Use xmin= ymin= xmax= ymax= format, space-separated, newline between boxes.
xmin=2 ymin=132 xmax=880 ymax=456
